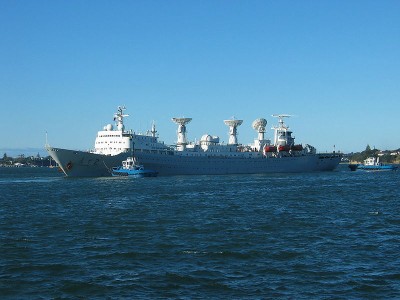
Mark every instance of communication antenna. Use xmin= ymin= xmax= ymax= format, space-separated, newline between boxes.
xmin=150 ymin=121 xmax=157 ymax=137
xmin=224 ymin=118 xmax=243 ymax=145
xmin=114 ymin=106 xmax=129 ymax=131
xmin=272 ymin=114 xmax=291 ymax=129
xmin=172 ymin=117 xmax=192 ymax=148
xmin=252 ymin=118 xmax=267 ymax=141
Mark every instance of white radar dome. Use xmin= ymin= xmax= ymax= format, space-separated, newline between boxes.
xmin=106 ymin=124 xmax=113 ymax=131
xmin=117 ymin=123 xmax=124 ymax=131
xmin=201 ymin=134 xmax=212 ymax=142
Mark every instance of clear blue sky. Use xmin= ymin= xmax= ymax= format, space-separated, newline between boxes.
xmin=1 ymin=0 xmax=399 ymax=156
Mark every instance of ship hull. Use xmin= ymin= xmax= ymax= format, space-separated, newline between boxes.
xmin=46 ymin=146 xmax=131 ymax=177
xmin=46 ymin=146 xmax=341 ymax=177
xmin=134 ymin=151 xmax=341 ymax=175
xmin=112 ymin=169 xmax=158 ymax=177
xmin=357 ymin=165 xmax=397 ymax=171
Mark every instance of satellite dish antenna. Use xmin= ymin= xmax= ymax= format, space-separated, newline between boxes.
xmin=172 ymin=117 xmax=192 ymax=149
xmin=252 ymin=118 xmax=267 ymax=141
xmin=224 ymin=118 xmax=243 ymax=145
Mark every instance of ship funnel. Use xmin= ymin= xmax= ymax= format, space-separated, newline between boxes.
xmin=224 ymin=118 xmax=243 ymax=145
xmin=172 ymin=117 xmax=192 ymax=150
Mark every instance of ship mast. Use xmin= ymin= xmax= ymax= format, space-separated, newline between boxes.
xmin=150 ymin=121 xmax=157 ymax=137
xmin=114 ymin=106 xmax=129 ymax=131
xmin=272 ymin=114 xmax=292 ymax=146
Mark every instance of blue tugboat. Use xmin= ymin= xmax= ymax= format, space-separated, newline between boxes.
xmin=349 ymin=157 xmax=397 ymax=171
xmin=112 ymin=157 xmax=158 ymax=177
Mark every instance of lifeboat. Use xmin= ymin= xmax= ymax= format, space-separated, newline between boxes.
xmin=278 ymin=145 xmax=303 ymax=152
xmin=291 ymin=144 xmax=303 ymax=151
xmin=278 ymin=145 xmax=291 ymax=152
xmin=264 ymin=146 xmax=277 ymax=152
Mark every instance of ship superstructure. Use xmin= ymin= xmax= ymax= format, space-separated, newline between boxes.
xmin=46 ymin=106 xmax=341 ymax=177
xmin=93 ymin=106 xmax=133 ymax=155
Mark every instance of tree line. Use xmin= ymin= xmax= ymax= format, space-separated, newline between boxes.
xmin=349 ymin=145 xmax=400 ymax=164
xmin=1 ymin=153 xmax=54 ymax=167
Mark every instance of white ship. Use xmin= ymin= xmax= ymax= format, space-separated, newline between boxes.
xmin=46 ymin=106 xmax=341 ymax=177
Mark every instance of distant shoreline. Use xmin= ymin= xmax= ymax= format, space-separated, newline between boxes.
xmin=0 ymin=148 xmax=48 ymax=157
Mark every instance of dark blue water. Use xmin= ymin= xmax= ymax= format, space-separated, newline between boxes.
xmin=1 ymin=166 xmax=399 ymax=299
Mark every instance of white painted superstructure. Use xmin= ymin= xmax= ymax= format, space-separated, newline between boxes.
xmin=93 ymin=106 xmax=132 ymax=155
xmin=46 ymin=106 xmax=341 ymax=177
